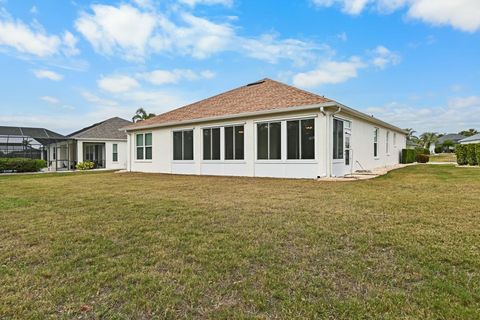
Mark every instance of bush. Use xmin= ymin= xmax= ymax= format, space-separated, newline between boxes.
xmin=415 ymin=147 xmax=430 ymax=155
xmin=0 ymin=158 xmax=46 ymax=173
xmin=466 ymin=144 xmax=478 ymax=166
xmin=401 ymin=149 xmax=416 ymax=164
xmin=416 ymin=154 xmax=429 ymax=163
xmin=456 ymin=145 xmax=468 ymax=165
xmin=435 ymin=145 xmax=443 ymax=154
xmin=476 ymin=144 xmax=480 ymax=167
xmin=76 ymin=161 xmax=95 ymax=170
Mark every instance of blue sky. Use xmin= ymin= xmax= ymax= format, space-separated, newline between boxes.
xmin=0 ymin=0 xmax=479 ymax=134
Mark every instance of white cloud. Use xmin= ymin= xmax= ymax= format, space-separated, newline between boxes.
xmin=33 ymin=69 xmax=64 ymax=81
xmin=62 ymin=31 xmax=80 ymax=56
xmin=371 ymin=45 xmax=401 ymax=69
xmin=97 ymin=75 xmax=140 ymax=93
xmin=139 ymin=69 xmax=215 ymax=85
xmin=293 ymin=57 xmax=366 ymax=88
xmin=81 ymin=91 xmax=119 ymax=107
xmin=312 ymin=0 xmax=480 ymax=32
xmin=40 ymin=96 xmax=60 ymax=105
xmin=363 ymin=97 xmax=480 ymax=133
xmin=179 ymin=0 xmax=233 ymax=7
xmin=75 ymin=4 xmax=157 ymax=60
xmin=0 ymin=17 xmax=61 ymax=57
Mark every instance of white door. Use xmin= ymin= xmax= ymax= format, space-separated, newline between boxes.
xmin=332 ymin=118 xmax=353 ymax=177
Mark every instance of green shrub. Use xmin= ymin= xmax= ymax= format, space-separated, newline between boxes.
xmin=414 ymin=147 xmax=430 ymax=155
xmin=456 ymin=145 xmax=468 ymax=165
xmin=401 ymin=149 xmax=416 ymax=164
xmin=0 ymin=158 xmax=46 ymax=173
xmin=76 ymin=161 xmax=95 ymax=170
xmin=416 ymin=154 xmax=429 ymax=163
xmin=466 ymin=144 xmax=478 ymax=166
xmin=434 ymin=145 xmax=443 ymax=154
xmin=476 ymin=144 xmax=480 ymax=167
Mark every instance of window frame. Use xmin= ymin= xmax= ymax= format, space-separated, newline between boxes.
xmin=203 ymin=127 xmax=221 ymax=161
xmin=374 ymin=127 xmax=379 ymax=158
xmin=333 ymin=118 xmax=344 ymax=161
xmin=173 ymin=129 xmax=194 ymax=161
xmin=135 ymin=133 xmax=152 ymax=161
xmin=256 ymin=121 xmax=282 ymax=161
xmin=224 ymin=125 xmax=245 ymax=161
xmin=112 ymin=143 xmax=118 ymax=162
xmin=287 ymin=118 xmax=315 ymax=160
xmin=386 ymin=131 xmax=390 ymax=155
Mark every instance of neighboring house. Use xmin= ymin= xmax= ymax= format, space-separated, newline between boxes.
xmin=459 ymin=133 xmax=480 ymax=145
xmin=430 ymin=133 xmax=466 ymax=154
xmin=47 ymin=117 xmax=131 ymax=171
xmin=122 ymin=79 xmax=407 ymax=178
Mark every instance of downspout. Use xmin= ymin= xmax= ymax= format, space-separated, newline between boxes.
xmin=321 ymin=105 xmax=342 ymax=177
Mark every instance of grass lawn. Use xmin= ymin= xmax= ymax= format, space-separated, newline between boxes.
xmin=429 ymin=153 xmax=457 ymax=162
xmin=1 ymin=165 xmax=479 ymax=319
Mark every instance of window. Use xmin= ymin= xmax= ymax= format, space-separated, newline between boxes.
xmin=136 ymin=133 xmax=152 ymax=160
xmin=173 ymin=130 xmax=194 ymax=161
xmin=394 ymin=133 xmax=397 ymax=147
xmin=333 ymin=119 xmax=344 ymax=159
xmin=386 ymin=131 xmax=390 ymax=154
xmin=52 ymin=146 xmax=56 ymax=160
xmin=374 ymin=128 xmax=379 ymax=158
xmin=225 ymin=125 xmax=244 ymax=160
xmin=112 ymin=144 xmax=118 ymax=162
xmin=287 ymin=119 xmax=315 ymax=160
xmin=257 ymin=122 xmax=281 ymax=160
xmin=203 ymin=128 xmax=220 ymax=160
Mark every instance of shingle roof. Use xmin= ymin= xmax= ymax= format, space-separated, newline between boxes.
xmin=459 ymin=133 xmax=480 ymax=143
xmin=438 ymin=134 xmax=466 ymax=144
xmin=68 ymin=117 xmax=131 ymax=140
xmin=125 ymin=78 xmax=334 ymax=130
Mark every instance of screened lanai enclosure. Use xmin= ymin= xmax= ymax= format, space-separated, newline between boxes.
xmin=0 ymin=126 xmax=75 ymax=171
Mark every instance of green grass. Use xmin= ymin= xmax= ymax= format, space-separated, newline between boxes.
xmin=429 ymin=153 xmax=457 ymax=162
xmin=1 ymin=166 xmax=479 ymax=319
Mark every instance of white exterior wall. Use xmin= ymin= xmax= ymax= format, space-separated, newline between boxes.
xmin=77 ymin=139 xmax=127 ymax=170
xmin=127 ymin=109 xmax=407 ymax=179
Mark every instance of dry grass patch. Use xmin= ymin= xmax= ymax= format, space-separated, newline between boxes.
xmin=0 ymin=165 xmax=479 ymax=319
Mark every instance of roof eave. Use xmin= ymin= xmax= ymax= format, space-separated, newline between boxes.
xmin=120 ymin=102 xmax=337 ymax=131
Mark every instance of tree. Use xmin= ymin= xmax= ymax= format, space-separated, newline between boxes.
xmin=441 ymin=140 xmax=454 ymax=153
xmin=419 ymin=132 xmax=438 ymax=149
xmin=459 ymin=129 xmax=478 ymax=137
xmin=132 ymin=108 xmax=156 ymax=123
xmin=404 ymin=128 xmax=417 ymax=141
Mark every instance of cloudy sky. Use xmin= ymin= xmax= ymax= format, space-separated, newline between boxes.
xmin=0 ymin=0 xmax=479 ymax=134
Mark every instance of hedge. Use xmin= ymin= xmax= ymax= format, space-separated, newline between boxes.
xmin=466 ymin=144 xmax=478 ymax=166
xmin=0 ymin=158 xmax=47 ymax=173
xmin=415 ymin=147 xmax=430 ymax=155
xmin=416 ymin=154 xmax=429 ymax=163
xmin=477 ymin=145 xmax=480 ymax=166
xmin=401 ymin=149 xmax=416 ymax=164
xmin=456 ymin=145 xmax=468 ymax=165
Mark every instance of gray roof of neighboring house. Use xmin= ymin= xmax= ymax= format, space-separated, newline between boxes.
xmin=0 ymin=126 xmax=66 ymax=145
xmin=68 ymin=117 xmax=131 ymax=140
xmin=459 ymin=133 xmax=480 ymax=143
xmin=437 ymin=134 xmax=466 ymax=144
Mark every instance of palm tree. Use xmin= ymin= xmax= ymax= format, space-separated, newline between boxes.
xmin=419 ymin=132 xmax=438 ymax=148
xmin=132 ymin=108 xmax=156 ymax=123
xmin=404 ymin=128 xmax=417 ymax=141
xmin=459 ymin=129 xmax=479 ymax=137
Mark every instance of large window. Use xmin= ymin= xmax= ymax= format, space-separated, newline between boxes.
xmin=333 ymin=119 xmax=344 ymax=159
xmin=374 ymin=128 xmax=379 ymax=158
xmin=225 ymin=125 xmax=244 ymax=160
xmin=203 ymin=128 xmax=220 ymax=160
xmin=257 ymin=122 xmax=281 ymax=160
xmin=287 ymin=119 xmax=315 ymax=160
xmin=393 ymin=133 xmax=397 ymax=148
xmin=173 ymin=130 xmax=194 ymax=160
xmin=112 ymin=143 xmax=118 ymax=162
xmin=136 ymin=133 xmax=152 ymax=160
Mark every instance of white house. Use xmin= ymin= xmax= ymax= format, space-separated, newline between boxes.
xmin=459 ymin=134 xmax=480 ymax=145
xmin=47 ymin=117 xmax=131 ymax=171
xmin=122 ymin=79 xmax=407 ymax=179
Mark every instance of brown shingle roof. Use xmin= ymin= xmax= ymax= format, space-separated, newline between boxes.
xmin=126 ymin=78 xmax=334 ymax=129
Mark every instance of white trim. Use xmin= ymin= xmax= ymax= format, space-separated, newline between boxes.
xmin=253 ymin=114 xmax=318 ymax=124
xmin=199 ymin=121 xmax=246 ymax=129
xmin=75 ymin=138 xmax=127 ymax=142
